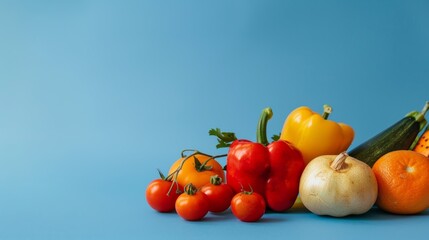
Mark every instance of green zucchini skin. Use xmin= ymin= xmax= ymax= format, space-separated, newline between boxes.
xmin=348 ymin=116 xmax=420 ymax=167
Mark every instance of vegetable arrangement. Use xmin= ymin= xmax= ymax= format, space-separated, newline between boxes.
xmin=280 ymin=105 xmax=354 ymax=164
xmin=225 ymin=108 xmax=305 ymax=212
xmin=299 ymin=152 xmax=378 ymax=217
xmin=348 ymin=102 xmax=429 ymax=167
xmin=146 ymin=101 xmax=429 ymax=222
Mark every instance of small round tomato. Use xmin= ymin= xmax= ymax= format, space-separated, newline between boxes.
xmin=231 ymin=190 xmax=266 ymax=222
xmin=168 ymin=153 xmax=225 ymax=189
xmin=145 ymin=171 xmax=181 ymax=212
xmin=175 ymin=183 xmax=209 ymax=221
xmin=200 ymin=175 xmax=234 ymax=213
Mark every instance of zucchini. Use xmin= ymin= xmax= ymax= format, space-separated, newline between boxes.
xmin=348 ymin=101 xmax=429 ymax=167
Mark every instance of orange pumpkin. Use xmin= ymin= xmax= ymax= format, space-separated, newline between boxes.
xmin=413 ymin=127 xmax=429 ymax=157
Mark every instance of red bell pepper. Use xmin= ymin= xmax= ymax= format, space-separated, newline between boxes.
xmin=225 ymin=108 xmax=305 ymax=212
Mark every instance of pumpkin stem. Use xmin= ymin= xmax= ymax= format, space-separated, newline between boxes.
xmin=330 ymin=152 xmax=348 ymax=171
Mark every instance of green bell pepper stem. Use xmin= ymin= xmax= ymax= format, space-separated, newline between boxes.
xmin=322 ymin=104 xmax=332 ymax=120
xmin=256 ymin=107 xmax=273 ymax=146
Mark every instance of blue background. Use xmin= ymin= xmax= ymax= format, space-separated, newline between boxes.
xmin=1 ymin=0 xmax=429 ymax=239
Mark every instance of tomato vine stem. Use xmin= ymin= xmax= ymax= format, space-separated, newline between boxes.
xmin=166 ymin=149 xmax=227 ymax=196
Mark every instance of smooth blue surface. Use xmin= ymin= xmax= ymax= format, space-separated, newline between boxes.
xmin=1 ymin=0 xmax=429 ymax=239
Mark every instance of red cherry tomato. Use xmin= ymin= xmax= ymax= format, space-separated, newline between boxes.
xmin=145 ymin=171 xmax=181 ymax=212
xmin=200 ymin=175 xmax=234 ymax=213
xmin=175 ymin=183 xmax=209 ymax=221
xmin=231 ymin=190 xmax=266 ymax=222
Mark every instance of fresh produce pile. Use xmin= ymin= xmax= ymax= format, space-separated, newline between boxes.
xmin=146 ymin=102 xmax=429 ymax=221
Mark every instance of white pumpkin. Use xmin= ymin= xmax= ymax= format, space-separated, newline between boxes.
xmin=299 ymin=152 xmax=378 ymax=217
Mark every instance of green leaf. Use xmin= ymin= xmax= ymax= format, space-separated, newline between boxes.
xmin=157 ymin=169 xmax=166 ymax=180
xmin=271 ymin=133 xmax=280 ymax=142
xmin=193 ymin=156 xmax=202 ymax=169
xmin=216 ymin=140 xmax=230 ymax=149
xmin=194 ymin=156 xmax=213 ymax=171
xmin=209 ymin=128 xmax=238 ymax=149
xmin=208 ymin=128 xmax=220 ymax=136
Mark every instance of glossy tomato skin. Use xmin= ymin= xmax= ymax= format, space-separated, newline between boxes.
xmin=200 ymin=182 xmax=234 ymax=213
xmin=168 ymin=154 xmax=225 ymax=189
xmin=175 ymin=191 xmax=209 ymax=221
xmin=231 ymin=192 xmax=266 ymax=222
xmin=145 ymin=179 xmax=181 ymax=212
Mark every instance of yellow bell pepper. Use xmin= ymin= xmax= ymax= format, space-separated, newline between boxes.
xmin=280 ymin=105 xmax=354 ymax=164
